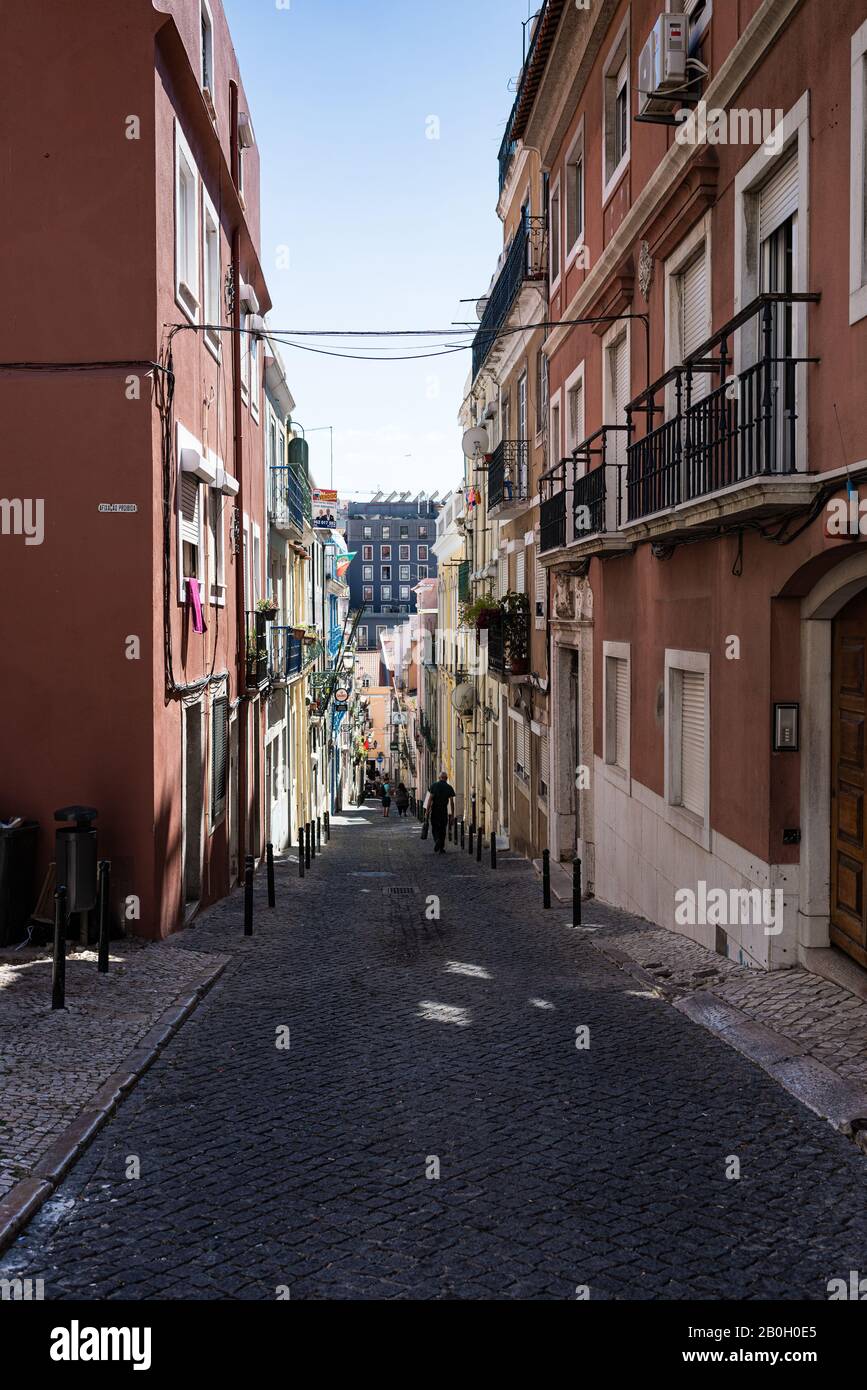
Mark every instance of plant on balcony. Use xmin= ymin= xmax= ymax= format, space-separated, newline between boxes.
xmin=302 ymin=625 xmax=318 ymax=643
xmin=499 ymin=589 xmax=530 ymax=674
xmin=459 ymin=590 xmax=497 ymax=630
xmin=256 ymin=597 xmax=279 ymax=621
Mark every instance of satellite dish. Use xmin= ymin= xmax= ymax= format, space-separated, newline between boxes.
xmin=462 ymin=426 xmax=490 ymax=461
xmin=452 ymin=682 xmax=476 ymax=716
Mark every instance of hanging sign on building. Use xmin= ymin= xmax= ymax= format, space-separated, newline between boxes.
xmin=312 ymin=488 xmax=339 ymax=529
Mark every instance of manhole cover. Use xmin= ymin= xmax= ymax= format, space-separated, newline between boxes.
xmin=385 ymin=886 xmax=416 ymax=896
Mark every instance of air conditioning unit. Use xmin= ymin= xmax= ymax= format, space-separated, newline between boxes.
xmin=238 ymin=113 xmax=255 ymax=149
xmin=239 ymin=282 xmax=259 ymax=315
xmin=638 ymin=13 xmax=688 ymax=118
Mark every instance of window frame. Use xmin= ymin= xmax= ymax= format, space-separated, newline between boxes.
xmin=851 ymin=21 xmax=867 ymax=324
xmin=174 ymin=122 xmax=200 ymax=325
xmin=603 ymin=640 xmax=631 ymax=788
xmin=664 ymin=648 xmax=711 ymax=848
xmin=200 ymin=0 xmax=215 ymax=97
xmin=417 ymin=544 xmax=428 ymax=562
xmin=602 ymin=17 xmax=631 ymax=204
xmin=202 ymin=187 xmax=221 ymax=360
xmin=549 ymin=174 xmax=562 ymax=290
xmin=565 ymin=119 xmax=586 ymax=265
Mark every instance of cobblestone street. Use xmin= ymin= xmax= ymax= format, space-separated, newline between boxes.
xmin=4 ymin=805 xmax=867 ymax=1301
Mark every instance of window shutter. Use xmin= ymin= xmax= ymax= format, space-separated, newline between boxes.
xmin=179 ymin=473 xmax=200 ymax=551
xmin=615 ymin=657 xmax=629 ymax=768
xmin=680 ymin=670 xmax=706 ymax=817
xmin=516 ymin=548 xmax=526 ymax=594
xmin=758 ymin=155 xmax=798 ymax=242
xmin=535 ymin=549 xmax=547 ymax=617
xmin=679 ymin=251 xmax=707 ymax=359
xmin=539 ymin=730 xmax=549 ymax=796
xmin=498 ymin=554 xmax=509 ymax=597
xmin=609 ymin=338 xmax=628 ymax=467
xmin=211 ymin=695 xmax=228 ymax=823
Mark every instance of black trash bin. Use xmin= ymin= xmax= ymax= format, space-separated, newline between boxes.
xmin=55 ymin=807 xmax=98 ymax=941
xmin=0 ymin=820 xmax=40 ymax=946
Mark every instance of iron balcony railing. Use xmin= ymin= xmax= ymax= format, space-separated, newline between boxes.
xmin=488 ymin=440 xmax=531 ymax=510
xmin=269 ymin=464 xmax=312 ymax=532
xmin=457 ymin=559 xmax=471 ymax=604
xmin=246 ymin=611 xmax=269 ymax=689
xmin=268 ymin=626 xmax=304 ymax=683
xmin=627 ymin=293 xmax=819 ymax=522
xmin=571 ymin=427 xmax=631 ymax=540
xmin=497 ymin=0 xmax=552 ymax=193
xmin=473 ymin=215 xmax=547 ymax=380
xmin=486 ymin=610 xmax=507 ymax=675
xmin=540 ymin=460 xmax=568 ymax=554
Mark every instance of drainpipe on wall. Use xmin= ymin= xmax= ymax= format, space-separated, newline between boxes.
xmin=230 ymin=80 xmax=248 ymax=879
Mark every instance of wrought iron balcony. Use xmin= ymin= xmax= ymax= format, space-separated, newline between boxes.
xmin=626 ymin=293 xmax=819 ymax=525
xmin=570 ymin=427 xmax=630 ymax=541
xmin=540 ymin=461 xmax=568 ymax=554
xmin=497 ymin=0 xmax=558 ymax=194
xmin=488 ymin=440 xmax=531 ymax=511
xmin=269 ymin=464 xmax=312 ymax=535
xmin=246 ymin=611 xmax=269 ymax=689
xmin=486 ymin=610 xmax=506 ymax=674
xmin=473 ymin=215 xmax=547 ymax=381
xmin=268 ymin=626 xmax=304 ymax=683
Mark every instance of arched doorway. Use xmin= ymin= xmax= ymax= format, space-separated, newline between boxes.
xmin=830 ymin=588 xmax=867 ymax=968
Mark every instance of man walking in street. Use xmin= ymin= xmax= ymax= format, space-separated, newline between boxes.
xmin=424 ymin=771 xmax=456 ymax=853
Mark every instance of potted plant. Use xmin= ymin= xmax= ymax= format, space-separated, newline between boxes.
xmin=302 ymin=625 xmax=318 ymax=644
xmin=499 ymin=589 xmax=530 ymax=675
xmin=459 ymin=591 xmax=497 ymax=630
xmin=256 ymin=597 xmax=279 ymax=622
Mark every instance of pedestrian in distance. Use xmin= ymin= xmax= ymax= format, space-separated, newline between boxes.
xmin=424 ymin=771 xmax=456 ymax=853
xmin=395 ymin=782 xmax=410 ymax=817
xmin=381 ymin=779 xmax=392 ymax=818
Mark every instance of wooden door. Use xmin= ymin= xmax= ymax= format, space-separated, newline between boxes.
xmin=831 ymin=590 xmax=867 ymax=968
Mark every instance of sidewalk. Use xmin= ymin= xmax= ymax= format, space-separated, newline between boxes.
xmin=535 ymin=864 xmax=867 ymax=1145
xmin=0 ymin=937 xmax=228 ymax=1244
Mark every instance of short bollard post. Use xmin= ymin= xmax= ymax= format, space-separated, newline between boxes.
xmin=476 ymin=823 xmax=483 ymax=863
xmin=468 ymin=824 xmax=475 ymax=856
xmin=311 ymin=820 xmax=317 ymax=861
xmin=298 ymin=830 xmax=305 ymax=878
xmin=317 ymin=817 xmax=322 ymax=852
xmin=52 ymin=886 xmax=68 ymax=1010
xmin=244 ymin=855 xmax=254 ymax=936
xmin=542 ymin=849 xmax=552 ymax=909
xmin=460 ymin=819 xmax=465 ymax=849
xmin=490 ymin=832 xmax=497 ymax=870
xmin=305 ymin=824 xmax=311 ymax=869
xmin=325 ymin=812 xmax=330 ymax=842
xmin=266 ymin=842 xmax=276 ymax=909
xmin=97 ymin=860 xmax=111 ymax=974
xmin=573 ymin=857 xmax=582 ymax=926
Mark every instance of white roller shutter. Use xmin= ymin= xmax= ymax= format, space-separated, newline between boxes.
xmin=514 ymin=718 xmax=529 ymax=780
xmin=498 ymin=554 xmax=509 ymax=597
xmin=758 ymin=154 xmax=798 ymax=242
xmin=516 ymin=548 xmax=526 ymax=594
xmin=539 ymin=730 xmax=549 ymax=798
xmin=179 ymin=472 xmax=200 ymax=550
xmin=679 ymin=251 xmax=708 ymax=358
xmin=608 ymin=336 xmax=628 ymax=467
xmin=615 ymin=657 xmax=629 ymax=769
xmin=211 ymin=694 xmax=228 ymax=824
xmin=680 ymin=670 xmax=706 ymax=817
xmin=534 ymin=549 xmax=547 ymax=617
xmin=568 ymin=381 xmax=584 ymax=453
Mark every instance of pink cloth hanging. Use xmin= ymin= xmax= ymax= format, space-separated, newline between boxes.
xmin=187 ymin=578 xmax=207 ymax=634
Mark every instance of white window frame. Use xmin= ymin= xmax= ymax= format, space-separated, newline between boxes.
xmin=399 ymin=544 xmax=410 ymax=562
xmin=603 ymin=640 xmax=631 ymax=789
xmin=565 ymin=119 xmax=586 ymax=267
xmin=418 ymin=564 xmax=428 ymax=580
xmin=851 ymin=21 xmax=867 ymax=324
xmin=200 ymin=0 xmax=215 ymax=96
xmin=252 ymin=522 xmax=262 ymax=605
xmin=382 ymin=584 xmax=392 ymax=601
xmin=202 ymin=187 xmax=221 ymax=360
xmin=177 ymin=422 xmax=206 ymax=603
xmin=417 ymin=545 xmax=428 ymax=561
xmin=363 ymin=585 xmax=374 ymax=603
xmin=602 ymin=16 xmax=630 ymax=204
xmin=209 ymin=687 xmax=229 ymax=832
xmin=174 ymin=122 xmax=200 ymax=325
xmin=249 ymin=328 xmax=260 ymax=421
xmin=362 ymin=564 xmax=373 ymax=581
xmin=664 ymin=212 xmax=712 ymax=416
xmin=549 ymin=388 xmax=563 ymax=467
xmin=207 ymin=462 xmax=226 ymax=606
xmin=549 ymin=174 xmax=562 ymax=291
xmin=601 ymin=318 xmax=631 ymax=520
xmin=564 ymin=361 xmax=586 ymax=462
xmin=664 ymin=648 xmax=711 ymax=849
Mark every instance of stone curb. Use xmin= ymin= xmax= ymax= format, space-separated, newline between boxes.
xmin=588 ymin=932 xmax=867 ymax=1151
xmin=0 ymin=954 xmax=230 ymax=1256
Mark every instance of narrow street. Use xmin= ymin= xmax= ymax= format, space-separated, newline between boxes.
xmin=4 ymin=807 xmax=867 ymax=1302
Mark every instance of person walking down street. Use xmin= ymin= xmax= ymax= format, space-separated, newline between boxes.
xmin=424 ymin=771 xmax=456 ymax=853
xmin=381 ymin=780 xmax=392 ymax=818
xmin=395 ymin=783 xmax=409 ymax=817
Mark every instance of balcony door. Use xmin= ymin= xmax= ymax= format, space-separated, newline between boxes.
xmin=758 ymin=154 xmax=797 ymax=472
xmin=517 ymin=372 xmax=528 ymax=496
xmin=831 ymin=588 xmax=867 ymax=969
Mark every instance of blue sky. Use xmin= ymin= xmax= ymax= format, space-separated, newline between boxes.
xmin=222 ymin=0 xmax=535 ymax=499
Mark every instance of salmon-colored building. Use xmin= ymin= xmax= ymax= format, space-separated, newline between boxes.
xmin=500 ymin=0 xmax=867 ymax=978
xmin=1 ymin=0 xmax=273 ymax=937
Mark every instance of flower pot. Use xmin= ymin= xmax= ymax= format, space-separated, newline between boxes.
xmin=259 ymin=608 xmax=278 ymax=622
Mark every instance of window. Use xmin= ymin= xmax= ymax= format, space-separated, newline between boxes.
xmin=551 ymin=399 xmax=561 ymax=460
xmin=418 ymin=525 xmax=428 ymax=538
xmin=362 ymin=545 xmax=373 ymax=561
xmin=665 ymin=651 xmax=710 ymax=828
xmin=202 ymin=193 xmax=220 ymax=357
xmin=603 ymin=325 xmax=630 ymax=471
xmin=363 ymin=585 xmax=374 ymax=603
xmin=538 ymin=731 xmax=549 ymax=801
xmin=210 ymin=693 xmax=228 ymax=827
xmin=566 ymin=132 xmax=585 ymax=253
xmin=174 ymin=124 xmax=200 ymax=323
xmin=376 ymin=625 xmax=386 ymax=641
xmin=399 ymin=564 xmax=410 ymax=581
xmin=534 ymin=548 xmax=547 ymax=619
xmin=381 ymin=545 xmax=392 ymax=561
xmin=362 ymin=564 xmax=373 ymax=581
xmin=513 ymin=718 xmax=530 ymax=784
xmin=179 ymin=472 xmax=202 ymax=599
xmin=565 ymin=367 xmax=585 ymax=456
xmin=200 ymin=0 xmax=214 ymax=96
xmin=417 ymin=545 xmax=428 ymax=561
xmin=674 ymin=242 xmax=710 ymax=402
xmin=381 ymin=565 xmax=391 ymax=581
xmin=400 ymin=526 xmax=409 ymax=538
xmin=536 ymin=352 xmax=548 ymax=436
xmin=603 ymin=643 xmax=630 ymax=777
xmin=517 ymin=372 xmax=528 ymax=445
xmin=400 ymin=585 xmax=410 ymax=600
xmin=358 ymin=626 xmax=368 ymax=646
xmin=516 ymin=548 xmax=526 ymax=594
xmin=549 ymin=179 xmax=561 ymax=283
xmin=382 ymin=585 xmax=392 ymax=601
xmin=399 ymin=544 xmax=410 ymax=561
xmin=418 ymin=565 xmax=428 ymax=580
xmin=363 ymin=525 xmax=372 ymax=539
xmin=851 ymin=23 xmax=867 ymax=322
xmin=249 ymin=330 xmax=260 ymax=420
xmin=208 ymin=487 xmax=225 ymax=603
xmin=603 ymin=22 xmax=630 ymax=197
xmin=382 ymin=526 xmax=391 ymax=539
xmin=399 ymin=604 xmax=408 ymax=613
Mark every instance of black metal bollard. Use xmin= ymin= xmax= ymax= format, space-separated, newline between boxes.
xmin=573 ymin=857 xmax=582 ymax=926
xmin=542 ymin=849 xmax=551 ymax=909
xmin=244 ymin=855 xmax=254 ymax=935
xmin=52 ymin=886 xmax=68 ymax=1010
xmin=298 ymin=830 xmax=305 ymax=878
xmin=460 ymin=819 xmax=465 ymax=849
xmin=325 ymin=811 xmax=330 ymax=842
xmin=468 ymin=824 xmax=474 ymax=856
xmin=305 ymin=824 xmax=311 ymax=869
xmin=97 ymin=860 xmax=111 ymax=974
xmin=490 ymin=832 xmax=497 ymax=870
xmin=317 ymin=817 xmax=321 ymax=852
xmin=476 ymin=823 xmax=483 ymax=863
xmin=267 ymin=842 xmax=276 ymax=909
xmin=310 ymin=820 xmax=316 ymax=861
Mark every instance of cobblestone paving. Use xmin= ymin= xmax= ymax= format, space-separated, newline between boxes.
xmin=585 ymin=908 xmax=867 ymax=1086
xmin=0 ymin=941 xmax=226 ymax=1201
xmin=3 ymin=807 xmax=867 ymax=1300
